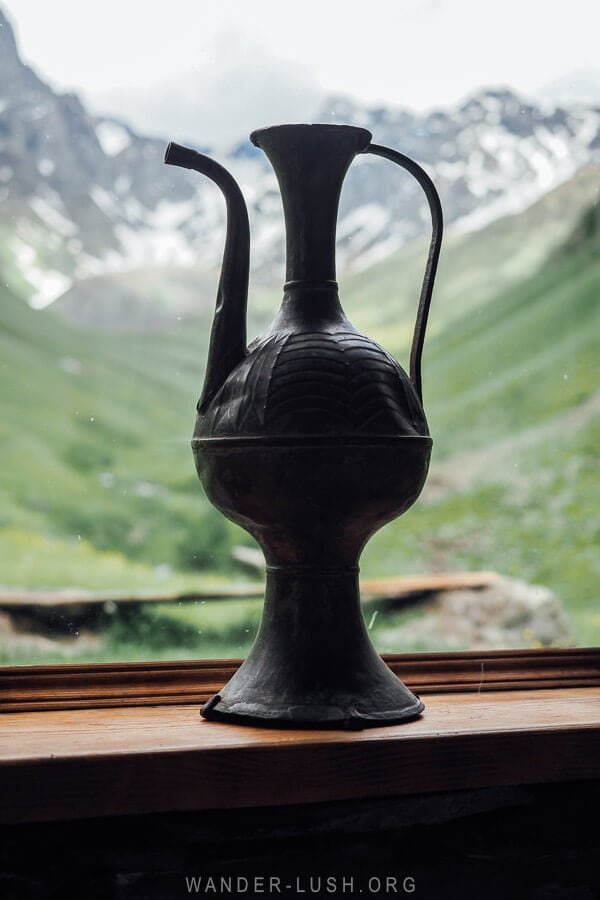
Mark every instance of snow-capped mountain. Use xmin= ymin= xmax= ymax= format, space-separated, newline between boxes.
xmin=1 ymin=7 xmax=599 ymax=309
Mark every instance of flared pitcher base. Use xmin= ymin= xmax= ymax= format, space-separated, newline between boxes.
xmin=199 ymin=564 xmax=424 ymax=730
xmin=200 ymin=691 xmax=424 ymax=731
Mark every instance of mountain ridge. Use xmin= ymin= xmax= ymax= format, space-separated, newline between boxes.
xmin=2 ymin=6 xmax=600 ymax=311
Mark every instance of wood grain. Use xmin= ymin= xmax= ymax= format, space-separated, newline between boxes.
xmin=2 ymin=647 xmax=599 ymax=712
xmin=0 ymin=687 xmax=598 ymax=823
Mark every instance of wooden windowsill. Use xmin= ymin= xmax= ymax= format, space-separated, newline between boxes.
xmin=0 ymin=650 xmax=600 ymax=823
xmin=2 ymin=647 xmax=599 ymax=712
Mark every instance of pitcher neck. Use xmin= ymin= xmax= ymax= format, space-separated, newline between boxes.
xmin=251 ymin=124 xmax=372 ymax=283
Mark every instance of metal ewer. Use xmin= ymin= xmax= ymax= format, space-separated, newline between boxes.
xmin=165 ymin=123 xmax=443 ymax=728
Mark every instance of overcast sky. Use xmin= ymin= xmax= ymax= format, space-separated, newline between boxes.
xmin=4 ymin=0 xmax=600 ymax=145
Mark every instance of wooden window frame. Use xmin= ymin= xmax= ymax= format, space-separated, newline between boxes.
xmin=1 ymin=648 xmax=599 ymax=824
xmin=1 ymin=646 xmax=599 ymax=712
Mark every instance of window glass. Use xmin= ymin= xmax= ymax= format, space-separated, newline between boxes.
xmin=1 ymin=0 xmax=598 ymax=665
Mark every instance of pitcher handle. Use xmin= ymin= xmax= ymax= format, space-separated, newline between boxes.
xmin=361 ymin=144 xmax=443 ymax=404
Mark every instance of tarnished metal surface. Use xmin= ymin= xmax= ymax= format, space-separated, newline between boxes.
xmin=165 ymin=124 xmax=443 ymax=728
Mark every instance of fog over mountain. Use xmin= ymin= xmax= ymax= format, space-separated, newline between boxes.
xmin=1 ymin=6 xmax=599 ymax=312
xmin=88 ymin=29 xmax=323 ymax=150
xmin=90 ymin=64 xmax=600 ymax=152
xmin=534 ymin=69 xmax=600 ymax=109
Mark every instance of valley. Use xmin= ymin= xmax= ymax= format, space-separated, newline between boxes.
xmin=1 ymin=188 xmax=598 ymax=661
xmin=1 ymin=3 xmax=598 ymax=662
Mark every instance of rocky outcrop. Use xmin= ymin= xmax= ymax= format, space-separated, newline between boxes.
xmin=377 ymin=576 xmax=574 ymax=651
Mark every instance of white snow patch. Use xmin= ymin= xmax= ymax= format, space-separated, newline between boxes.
xmin=28 ymin=269 xmax=72 ymax=308
xmin=150 ymin=197 xmax=203 ymax=229
xmin=74 ymin=252 xmax=108 ymax=278
xmin=0 ymin=165 xmax=13 ymax=182
xmin=112 ymin=222 xmax=197 ymax=268
xmin=30 ymin=193 xmax=78 ymax=236
xmin=435 ymin=159 xmax=466 ymax=179
xmin=90 ymin=185 xmax=119 ymax=216
xmin=11 ymin=236 xmax=72 ymax=308
xmin=464 ymin=149 xmax=494 ymax=198
xmin=337 ymin=204 xmax=391 ymax=259
xmin=455 ymin=198 xmax=516 ymax=233
xmin=12 ymin=238 xmax=36 ymax=269
xmin=535 ymin=126 xmax=571 ymax=162
xmin=37 ymin=158 xmax=55 ymax=176
xmin=96 ymin=120 xmax=132 ymax=157
xmin=573 ymin=109 xmax=600 ymax=146
xmin=83 ymin=189 xmax=231 ymax=272
xmin=454 ymin=165 xmax=576 ymax=233
xmin=344 ymin=232 xmax=407 ymax=272
xmin=248 ymin=219 xmax=284 ymax=261
xmin=123 ymin=196 xmax=150 ymax=221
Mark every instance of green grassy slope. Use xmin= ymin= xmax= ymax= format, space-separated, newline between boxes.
xmin=359 ymin=201 xmax=600 ymax=645
xmin=1 ymin=169 xmax=598 ymax=660
xmin=0 ymin=279 xmax=245 ymax=590
xmin=342 ymin=164 xmax=600 ymax=348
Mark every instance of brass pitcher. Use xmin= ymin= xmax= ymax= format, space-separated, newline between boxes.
xmin=165 ymin=124 xmax=442 ymax=728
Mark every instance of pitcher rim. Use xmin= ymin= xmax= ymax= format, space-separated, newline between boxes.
xmin=250 ymin=122 xmax=373 ymax=148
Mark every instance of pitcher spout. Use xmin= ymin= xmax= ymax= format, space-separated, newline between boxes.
xmin=164 ymin=142 xmax=250 ymax=411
